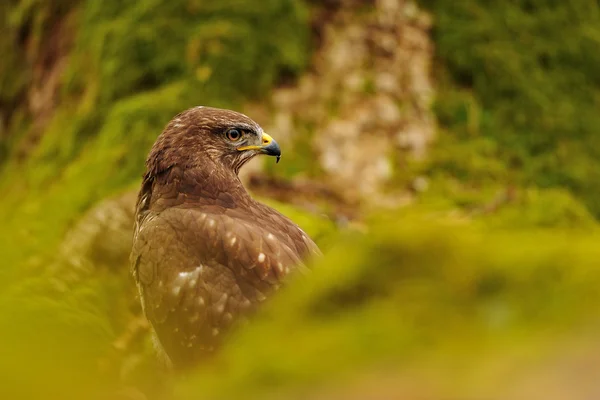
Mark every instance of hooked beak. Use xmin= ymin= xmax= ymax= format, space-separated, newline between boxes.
xmin=237 ymin=132 xmax=281 ymax=163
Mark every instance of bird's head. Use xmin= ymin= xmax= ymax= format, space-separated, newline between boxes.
xmin=147 ymin=106 xmax=281 ymax=176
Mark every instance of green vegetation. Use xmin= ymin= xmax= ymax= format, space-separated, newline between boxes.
xmin=3 ymin=213 xmax=600 ymax=398
xmin=176 ymin=214 xmax=600 ymax=399
xmin=420 ymin=0 xmax=600 ymax=218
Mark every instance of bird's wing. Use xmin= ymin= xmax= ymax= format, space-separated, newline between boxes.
xmin=245 ymin=201 xmax=323 ymax=261
xmin=131 ymin=206 xmax=306 ymax=366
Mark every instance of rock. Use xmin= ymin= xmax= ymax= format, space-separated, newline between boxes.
xmin=256 ymin=0 xmax=436 ymax=206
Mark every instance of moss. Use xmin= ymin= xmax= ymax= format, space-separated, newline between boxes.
xmin=64 ymin=0 xmax=308 ymax=106
xmin=0 ymin=275 xmax=117 ymax=399
xmin=480 ymin=187 xmax=599 ymax=230
xmin=421 ymin=0 xmax=600 ymax=217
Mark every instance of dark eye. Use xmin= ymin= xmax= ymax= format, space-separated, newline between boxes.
xmin=226 ymin=129 xmax=243 ymax=142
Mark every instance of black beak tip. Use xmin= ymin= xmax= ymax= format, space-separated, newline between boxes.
xmin=276 ymin=155 xmax=281 ymax=163
xmin=262 ymin=140 xmax=281 ymax=163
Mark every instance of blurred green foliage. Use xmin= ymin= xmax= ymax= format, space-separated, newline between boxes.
xmin=164 ymin=215 xmax=600 ymax=398
xmin=3 ymin=212 xmax=600 ymax=399
xmin=421 ymin=0 xmax=600 ymax=216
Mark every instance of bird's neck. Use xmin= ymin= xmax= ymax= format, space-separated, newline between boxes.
xmin=188 ymin=165 xmax=249 ymax=198
xmin=149 ymin=163 xmax=252 ymax=210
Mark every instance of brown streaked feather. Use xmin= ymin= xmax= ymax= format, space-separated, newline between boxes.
xmin=132 ymin=206 xmax=309 ymax=367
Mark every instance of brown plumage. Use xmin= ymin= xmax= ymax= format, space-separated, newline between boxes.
xmin=130 ymin=106 xmax=320 ymax=368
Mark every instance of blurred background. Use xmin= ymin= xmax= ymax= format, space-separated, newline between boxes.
xmin=1 ymin=0 xmax=600 ymax=399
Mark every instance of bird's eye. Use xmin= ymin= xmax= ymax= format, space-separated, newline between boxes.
xmin=226 ymin=129 xmax=243 ymax=142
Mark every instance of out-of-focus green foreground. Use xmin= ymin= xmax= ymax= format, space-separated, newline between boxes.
xmin=4 ymin=214 xmax=600 ymax=399
xmin=1 ymin=0 xmax=599 ymax=399
xmin=177 ymin=215 xmax=600 ymax=400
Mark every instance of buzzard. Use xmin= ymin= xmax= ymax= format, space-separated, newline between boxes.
xmin=131 ymin=106 xmax=320 ymax=368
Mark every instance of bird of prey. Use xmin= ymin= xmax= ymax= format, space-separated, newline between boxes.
xmin=131 ymin=106 xmax=321 ymax=368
